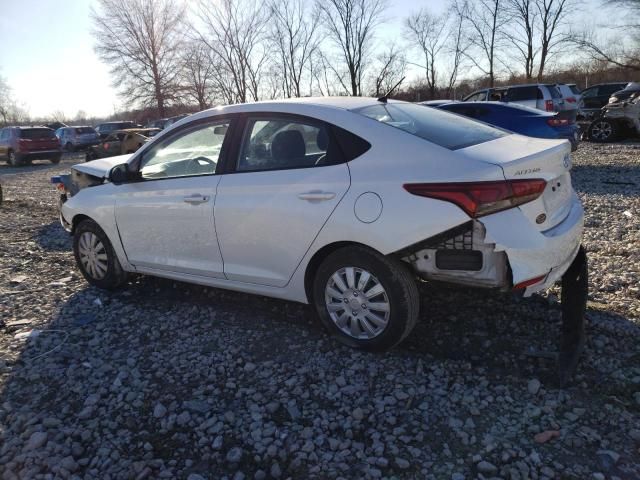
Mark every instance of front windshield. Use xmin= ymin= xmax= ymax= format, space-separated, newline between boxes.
xmin=354 ymin=102 xmax=507 ymax=150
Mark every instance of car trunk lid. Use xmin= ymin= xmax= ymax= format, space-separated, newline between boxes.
xmin=459 ymin=134 xmax=573 ymax=231
xmin=72 ymin=154 xmax=133 ymax=179
xmin=18 ymin=129 xmax=59 ymax=151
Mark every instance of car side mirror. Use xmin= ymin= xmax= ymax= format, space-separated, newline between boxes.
xmin=108 ymin=163 xmax=138 ymax=185
xmin=213 ymin=125 xmax=228 ymax=135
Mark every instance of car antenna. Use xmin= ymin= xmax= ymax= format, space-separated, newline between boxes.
xmin=377 ymin=77 xmax=406 ymax=103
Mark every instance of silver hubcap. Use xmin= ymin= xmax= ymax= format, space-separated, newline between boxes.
xmin=592 ymin=121 xmax=612 ymax=140
xmin=78 ymin=232 xmax=108 ymax=279
xmin=325 ymin=267 xmax=390 ymax=340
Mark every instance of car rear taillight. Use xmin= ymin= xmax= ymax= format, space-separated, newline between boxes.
xmin=403 ymin=179 xmax=547 ymax=218
xmin=547 ymin=118 xmax=570 ymax=126
xmin=545 ymin=100 xmax=554 ymax=111
xmin=513 ymin=274 xmax=547 ymax=290
xmin=104 ymin=143 xmax=109 ymax=150
xmin=565 ymin=97 xmax=576 ymax=103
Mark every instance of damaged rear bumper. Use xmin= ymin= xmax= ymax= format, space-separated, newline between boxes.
xmin=402 ymin=192 xmax=584 ymax=296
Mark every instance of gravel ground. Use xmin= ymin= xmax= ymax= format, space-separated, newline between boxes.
xmin=0 ymin=143 xmax=639 ymax=480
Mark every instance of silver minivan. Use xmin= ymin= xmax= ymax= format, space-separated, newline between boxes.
xmin=463 ymin=84 xmax=568 ymax=115
xmin=55 ymin=126 xmax=100 ymax=152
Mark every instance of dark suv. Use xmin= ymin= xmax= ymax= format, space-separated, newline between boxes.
xmin=95 ymin=121 xmax=141 ymax=140
xmin=579 ymin=83 xmax=628 ymax=117
xmin=0 ymin=127 xmax=62 ymax=166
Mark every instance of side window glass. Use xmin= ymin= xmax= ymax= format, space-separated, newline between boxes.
xmin=582 ymin=88 xmax=597 ymax=98
xmin=238 ymin=118 xmax=336 ymax=172
xmin=140 ymin=121 xmax=229 ymax=179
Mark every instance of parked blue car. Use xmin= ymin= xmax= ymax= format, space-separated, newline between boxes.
xmin=426 ymin=101 xmax=580 ymax=151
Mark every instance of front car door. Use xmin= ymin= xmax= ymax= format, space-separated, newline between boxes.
xmin=215 ymin=114 xmax=351 ymax=287
xmin=114 ymin=118 xmax=232 ymax=277
xmin=0 ymin=129 xmax=8 ymax=158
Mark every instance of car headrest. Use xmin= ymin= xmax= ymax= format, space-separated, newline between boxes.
xmin=316 ymin=128 xmax=329 ymax=151
xmin=271 ymin=130 xmax=305 ymax=164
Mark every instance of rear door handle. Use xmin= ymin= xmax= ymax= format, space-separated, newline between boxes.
xmin=183 ymin=194 xmax=210 ymax=204
xmin=298 ymin=191 xmax=336 ymax=202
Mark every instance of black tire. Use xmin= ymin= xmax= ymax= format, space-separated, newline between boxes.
xmin=65 ymin=142 xmax=74 ymax=152
xmin=85 ymin=150 xmax=96 ymax=162
xmin=50 ymin=154 xmax=61 ymax=164
xmin=588 ymin=118 xmax=618 ymax=143
xmin=312 ymin=246 xmax=420 ymax=352
xmin=73 ymin=219 xmax=128 ymax=290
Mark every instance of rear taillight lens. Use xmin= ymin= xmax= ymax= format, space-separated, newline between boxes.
xmin=547 ymin=117 xmax=570 ymax=126
xmin=545 ymin=100 xmax=554 ymax=111
xmin=403 ymin=179 xmax=547 ymax=218
xmin=566 ymin=97 xmax=576 ymax=103
xmin=104 ymin=143 xmax=109 ymax=150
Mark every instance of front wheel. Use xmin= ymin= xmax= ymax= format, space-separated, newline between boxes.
xmin=73 ymin=219 xmax=128 ymax=289
xmin=50 ymin=155 xmax=61 ymax=164
xmin=312 ymin=246 xmax=420 ymax=351
xmin=8 ymin=150 xmax=20 ymax=166
xmin=588 ymin=118 xmax=618 ymax=143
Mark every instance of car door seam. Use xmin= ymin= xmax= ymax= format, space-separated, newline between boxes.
xmin=212 ymin=175 xmax=228 ymax=280
xmin=283 ymin=162 xmax=353 ymax=288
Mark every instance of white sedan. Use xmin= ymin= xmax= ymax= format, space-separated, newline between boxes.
xmin=54 ymin=97 xmax=584 ymax=351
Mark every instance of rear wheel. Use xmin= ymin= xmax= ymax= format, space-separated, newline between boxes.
xmin=50 ymin=155 xmax=61 ymax=164
xmin=73 ymin=219 xmax=128 ymax=290
xmin=588 ymin=119 xmax=618 ymax=142
xmin=65 ymin=142 xmax=74 ymax=152
xmin=312 ymin=246 xmax=420 ymax=351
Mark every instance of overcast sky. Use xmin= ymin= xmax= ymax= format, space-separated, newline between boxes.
xmin=0 ymin=0 xmax=606 ymax=119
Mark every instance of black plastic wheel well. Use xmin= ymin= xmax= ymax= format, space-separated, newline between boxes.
xmin=70 ymin=214 xmax=92 ymax=235
xmin=303 ymin=241 xmax=378 ymax=303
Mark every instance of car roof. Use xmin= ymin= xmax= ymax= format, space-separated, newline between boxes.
xmin=442 ymin=101 xmax=552 ymax=115
xmin=111 ymin=128 xmax=160 ymax=134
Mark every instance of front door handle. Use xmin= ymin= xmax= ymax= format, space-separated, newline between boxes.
xmin=298 ymin=191 xmax=336 ymax=202
xmin=183 ymin=194 xmax=210 ymax=204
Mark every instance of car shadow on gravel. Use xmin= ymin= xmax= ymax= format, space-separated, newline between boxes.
xmin=33 ymin=221 xmax=72 ymax=252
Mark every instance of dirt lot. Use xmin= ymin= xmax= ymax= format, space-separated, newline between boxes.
xmin=0 ymin=143 xmax=639 ymax=480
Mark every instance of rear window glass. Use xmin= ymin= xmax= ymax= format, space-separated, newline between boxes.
xmin=569 ymin=85 xmax=581 ymax=95
xmin=546 ymin=85 xmax=562 ymax=98
xmin=354 ymin=103 xmax=506 ymax=150
xmin=19 ymin=128 xmax=56 ymax=139
xmin=508 ymin=86 xmax=538 ymax=101
xmin=75 ymin=127 xmax=95 ymax=134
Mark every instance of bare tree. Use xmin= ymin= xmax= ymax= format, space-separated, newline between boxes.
xmin=309 ymin=50 xmax=341 ymax=96
xmin=506 ymin=0 xmax=537 ymax=79
xmin=268 ymin=0 xmax=321 ymax=98
xmin=0 ymin=76 xmax=29 ymax=126
xmin=317 ymin=0 xmax=387 ymax=96
xmin=181 ymin=40 xmax=217 ymax=110
xmin=197 ymin=0 xmax=268 ymax=103
xmin=570 ymin=0 xmax=640 ymax=71
xmin=457 ymin=0 xmax=505 ymax=87
xmin=92 ymin=0 xmax=186 ymax=117
xmin=443 ymin=3 xmax=470 ymax=98
xmin=371 ymin=45 xmax=406 ymax=96
xmin=535 ymin=0 xmax=573 ymax=80
xmin=404 ymin=8 xmax=448 ymax=99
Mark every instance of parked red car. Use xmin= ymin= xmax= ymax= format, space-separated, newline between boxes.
xmin=0 ymin=127 xmax=62 ymax=166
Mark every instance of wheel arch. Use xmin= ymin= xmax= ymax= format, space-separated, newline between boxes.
xmin=303 ymin=241 xmax=386 ymax=303
xmin=70 ymin=213 xmax=93 ymax=235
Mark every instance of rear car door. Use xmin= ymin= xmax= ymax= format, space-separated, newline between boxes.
xmin=215 ymin=115 xmax=351 ymax=287
xmin=114 ymin=118 xmax=232 ymax=277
